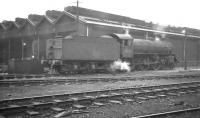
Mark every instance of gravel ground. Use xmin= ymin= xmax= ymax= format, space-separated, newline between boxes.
xmin=1 ymin=69 xmax=200 ymax=100
xmin=2 ymin=67 xmax=200 ymax=81
xmin=1 ymin=68 xmax=200 ymax=118
xmin=67 ymin=93 xmax=200 ymax=118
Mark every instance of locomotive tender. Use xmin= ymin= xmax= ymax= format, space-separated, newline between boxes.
xmin=46 ymin=33 xmax=177 ymax=74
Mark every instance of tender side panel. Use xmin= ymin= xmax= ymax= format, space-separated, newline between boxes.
xmin=62 ymin=37 xmax=120 ymax=61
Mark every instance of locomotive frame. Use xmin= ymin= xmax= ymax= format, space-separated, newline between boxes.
xmin=44 ymin=33 xmax=178 ymax=74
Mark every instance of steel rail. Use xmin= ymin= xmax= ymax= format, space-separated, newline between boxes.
xmin=131 ymin=107 xmax=200 ymax=118
xmin=1 ymin=71 xmax=200 ymax=80
xmin=0 ymin=74 xmax=200 ymax=87
xmin=0 ymin=81 xmax=200 ymax=113
xmin=0 ymin=81 xmax=199 ymax=103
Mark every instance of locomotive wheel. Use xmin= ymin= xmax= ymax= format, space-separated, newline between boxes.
xmin=136 ymin=65 xmax=146 ymax=71
xmin=150 ymin=64 xmax=161 ymax=70
xmin=130 ymin=65 xmax=135 ymax=71
xmin=144 ymin=65 xmax=149 ymax=70
xmin=169 ymin=63 xmax=175 ymax=69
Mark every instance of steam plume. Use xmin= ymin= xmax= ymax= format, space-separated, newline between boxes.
xmin=110 ymin=59 xmax=131 ymax=72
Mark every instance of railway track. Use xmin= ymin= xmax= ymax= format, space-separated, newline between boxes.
xmin=132 ymin=107 xmax=200 ymax=118
xmin=1 ymin=73 xmax=200 ymax=87
xmin=1 ymin=81 xmax=200 ymax=117
xmin=0 ymin=74 xmax=46 ymax=80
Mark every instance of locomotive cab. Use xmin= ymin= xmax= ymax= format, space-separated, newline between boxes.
xmin=121 ymin=37 xmax=134 ymax=58
xmin=108 ymin=33 xmax=134 ymax=59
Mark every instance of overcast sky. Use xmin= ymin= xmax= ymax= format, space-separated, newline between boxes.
xmin=0 ymin=0 xmax=200 ymax=29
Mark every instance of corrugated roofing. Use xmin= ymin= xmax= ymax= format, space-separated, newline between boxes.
xmin=65 ymin=6 xmax=146 ymax=26
xmin=0 ymin=6 xmax=200 ymax=39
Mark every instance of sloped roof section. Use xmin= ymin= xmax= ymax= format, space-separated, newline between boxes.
xmin=15 ymin=18 xmax=27 ymax=28
xmin=46 ymin=10 xmax=64 ymax=22
xmin=0 ymin=23 xmax=5 ymax=30
xmin=1 ymin=21 xmax=17 ymax=30
xmin=28 ymin=14 xmax=44 ymax=26
xmin=53 ymin=11 xmax=85 ymax=24
xmin=184 ymin=27 xmax=200 ymax=36
xmin=65 ymin=6 xmax=146 ymax=26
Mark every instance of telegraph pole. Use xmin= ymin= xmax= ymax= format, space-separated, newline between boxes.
xmin=8 ymin=39 xmax=10 ymax=60
xmin=182 ymin=29 xmax=187 ymax=70
xmin=76 ymin=0 xmax=79 ymax=35
xmin=183 ymin=34 xmax=187 ymax=70
xmin=76 ymin=0 xmax=79 ymax=19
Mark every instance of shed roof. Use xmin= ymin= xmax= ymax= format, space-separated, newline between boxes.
xmin=0 ymin=6 xmax=200 ymax=39
xmin=28 ymin=14 xmax=44 ymax=26
xmin=64 ymin=6 xmax=200 ymax=39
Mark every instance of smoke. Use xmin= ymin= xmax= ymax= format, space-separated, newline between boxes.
xmin=110 ymin=59 xmax=131 ymax=72
xmin=153 ymin=24 xmax=167 ymax=38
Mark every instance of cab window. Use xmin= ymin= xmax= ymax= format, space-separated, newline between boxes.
xmin=124 ymin=40 xmax=128 ymax=46
xmin=123 ymin=40 xmax=132 ymax=46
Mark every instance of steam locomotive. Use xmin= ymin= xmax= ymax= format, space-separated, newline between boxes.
xmin=44 ymin=33 xmax=177 ymax=74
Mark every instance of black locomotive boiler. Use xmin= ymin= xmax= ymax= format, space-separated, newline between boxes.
xmin=45 ymin=33 xmax=177 ymax=74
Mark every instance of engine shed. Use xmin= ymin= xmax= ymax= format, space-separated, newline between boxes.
xmin=0 ymin=6 xmax=200 ymax=72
